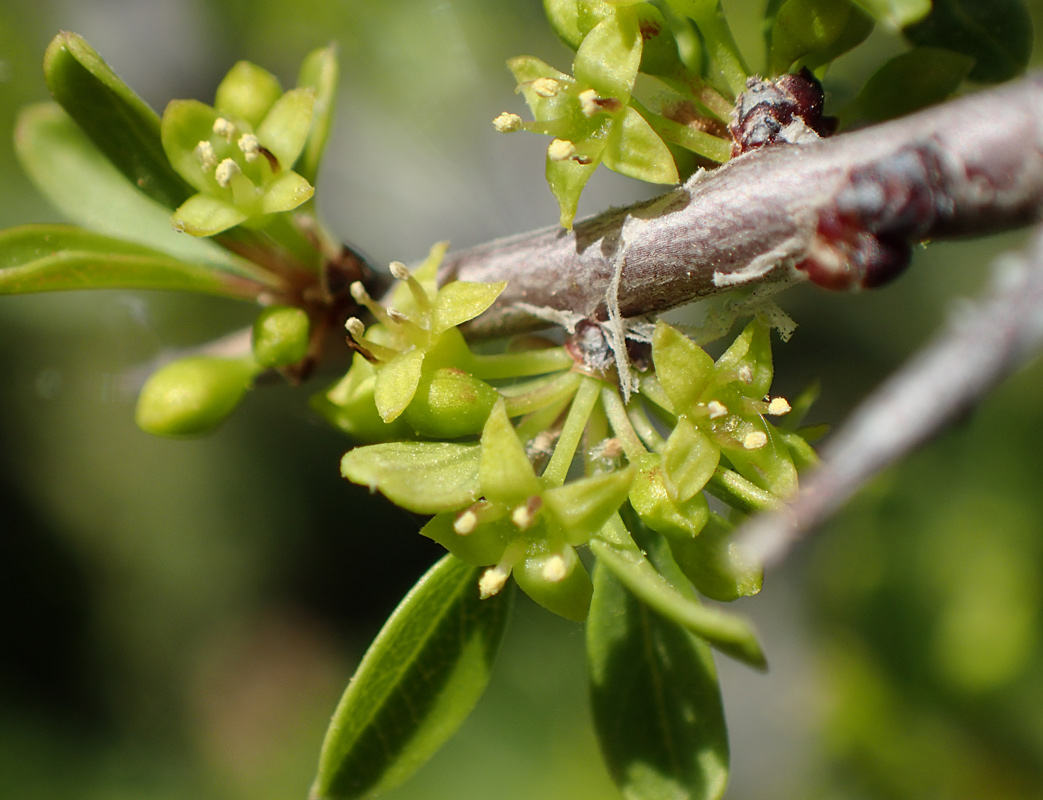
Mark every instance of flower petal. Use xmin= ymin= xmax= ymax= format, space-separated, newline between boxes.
xmin=215 ymin=61 xmax=282 ymax=128
xmin=161 ymin=99 xmax=222 ymax=193
xmin=260 ymin=170 xmax=315 ymax=214
xmin=374 ymin=349 xmax=425 ymax=423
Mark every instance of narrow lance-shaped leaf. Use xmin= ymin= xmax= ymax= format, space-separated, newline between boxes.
xmin=311 ymin=554 xmax=514 ymax=800
xmin=43 ymin=31 xmax=194 ymax=210
xmin=0 ymin=225 xmax=263 ymax=299
xmin=588 ymin=526 xmax=730 ymax=800
xmin=591 ymin=515 xmax=766 ymax=667
xmin=14 ymin=103 xmax=253 ymax=274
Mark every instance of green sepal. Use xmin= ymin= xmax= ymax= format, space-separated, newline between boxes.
xmin=374 ymin=348 xmax=426 ymax=423
xmin=666 ymin=513 xmax=763 ymax=602
xmin=135 ymin=356 xmax=259 ymax=437
xmin=434 ymin=280 xmax=508 ymax=333
xmin=42 ymin=32 xmax=194 ymax=210
xmin=652 ymin=320 xmax=714 ymax=413
xmin=546 ymin=151 xmax=601 ymax=230
xmin=629 ymin=453 xmax=711 ymax=539
xmin=172 ymin=194 xmax=249 ymax=237
xmin=312 ymin=355 xmax=414 ymax=444
xmin=718 ymin=420 xmax=799 ymax=499
xmin=662 ymin=417 xmax=721 ymax=502
xmin=712 ymin=319 xmax=773 ymax=399
xmin=252 ymin=306 xmax=310 ymax=368
xmin=514 ymin=545 xmax=593 ymax=622
xmin=0 ymin=224 xmax=259 ymax=299
xmin=311 ymin=554 xmax=513 ymax=800
xmin=420 ymin=512 xmax=513 ymax=567
xmin=543 ymin=466 xmax=636 ymax=546
xmin=214 ymin=61 xmax=283 ymax=128
xmin=479 ymin=400 xmax=542 ymax=505
xmin=296 ymin=44 xmax=340 ymax=185
xmin=573 ymin=7 xmax=643 ymax=102
xmin=903 ymin=0 xmax=1031 ymax=83
xmin=591 ymin=516 xmax=766 ymax=667
xmin=255 ymin=87 xmax=315 ymax=170
xmin=340 ymin=441 xmax=481 ymax=514
xmin=402 ymin=368 xmax=499 ymax=439
xmin=588 ymin=528 xmax=730 ymax=800
xmin=601 ymin=105 xmax=679 ymax=185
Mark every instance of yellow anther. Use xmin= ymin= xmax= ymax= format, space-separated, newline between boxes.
xmin=547 ymin=138 xmax=576 ymax=161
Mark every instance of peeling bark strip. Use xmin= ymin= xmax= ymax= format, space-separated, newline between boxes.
xmin=443 ymin=74 xmax=1043 ymax=341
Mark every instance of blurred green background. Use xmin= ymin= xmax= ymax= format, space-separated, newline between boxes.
xmin=3 ymin=1 xmax=1043 ymax=798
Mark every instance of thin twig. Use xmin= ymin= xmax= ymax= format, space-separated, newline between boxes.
xmin=734 ymin=224 xmax=1043 ymax=569
xmin=443 ymin=74 xmax=1043 ymax=340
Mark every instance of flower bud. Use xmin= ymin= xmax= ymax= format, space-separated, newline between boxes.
xmin=135 ymin=356 xmax=257 ymax=437
xmin=252 ymin=305 xmax=310 ymax=368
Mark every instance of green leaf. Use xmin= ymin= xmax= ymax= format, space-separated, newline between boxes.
xmin=0 ymin=225 xmax=260 ymax=299
xmin=769 ymin=0 xmax=859 ymax=74
xmin=43 ymin=32 xmax=194 ymax=210
xmin=311 ymin=554 xmax=513 ymax=800
xmin=297 ymin=44 xmax=340 ymax=185
xmin=591 ymin=516 xmax=766 ymax=666
xmin=588 ymin=530 xmax=729 ymax=800
xmin=903 ymin=0 xmax=1032 ymax=83
xmin=13 ymin=104 xmax=257 ymax=280
xmin=601 ymin=106 xmax=679 ymax=184
xmin=341 ymin=441 xmax=481 ymax=514
xmin=666 ymin=513 xmax=763 ymax=602
xmin=844 ymin=47 xmax=974 ymax=123
xmin=850 ymin=0 xmax=930 ymax=27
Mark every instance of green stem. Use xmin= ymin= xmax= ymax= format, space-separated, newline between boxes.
xmin=470 ymin=347 xmax=574 ymax=380
xmin=501 ymin=371 xmax=581 ymax=418
xmin=542 ymin=376 xmax=601 ymax=487
xmin=600 ymin=386 xmax=647 ymax=462
xmin=705 ymin=466 xmax=782 ymax=514
xmin=628 ymin=400 xmax=668 ymax=453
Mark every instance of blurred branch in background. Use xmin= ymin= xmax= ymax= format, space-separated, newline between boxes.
xmin=738 ymin=222 xmax=1043 ymax=568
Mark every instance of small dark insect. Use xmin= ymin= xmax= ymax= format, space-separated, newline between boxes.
xmin=729 ymin=68 xmax=837 ymax=157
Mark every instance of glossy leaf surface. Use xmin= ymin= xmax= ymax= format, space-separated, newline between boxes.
xmin=312 ymin=555 xmax=513 ymax=800
xmin=903 ymin=0 xmax=1032 ymax=83
xmin=588 ymin=529 xmax=729 ymax=800
xmin=591 ymin=516 xmax=766 ymax=667
xmin=0 ymin=225 xmax=259 ymax=299
xmin=43 ymin=32 xmax=194 ymax=210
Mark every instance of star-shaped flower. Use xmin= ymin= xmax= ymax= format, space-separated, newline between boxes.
xmin=161 ymin=60 xmax=316 ymax=236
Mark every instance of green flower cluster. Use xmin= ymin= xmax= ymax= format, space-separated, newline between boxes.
xmin=336 ymin=253 xmax=817 ymax=620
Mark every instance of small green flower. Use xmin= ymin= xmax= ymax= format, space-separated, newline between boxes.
xmin=344 ymin=242 xmax=506 ymax=428
xmin=496 ymin=3 xmax=678 ymax=229
xmin=161 ymin=60 xmax=316 ymax=236
xmin=421 ymin=399 xmax=634 ymax=621
xmin=650 ymin=319 xmax=798 ymax=499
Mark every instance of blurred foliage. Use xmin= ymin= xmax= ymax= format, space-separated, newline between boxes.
xmin=2 ymin=1 xmax=1043 ymax=799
